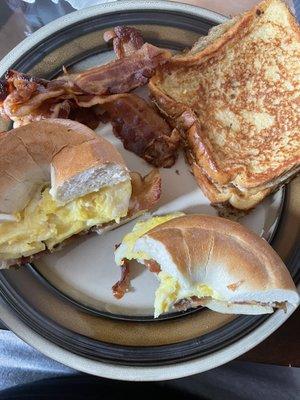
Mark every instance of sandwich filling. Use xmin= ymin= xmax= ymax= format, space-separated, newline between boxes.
xmin=0 ymin=179 xmax=131 ymax=260
xmin=154 ymin=271 xmax=220 ymax=317
xmin=114 ymin=215 xmax=288 ymax=317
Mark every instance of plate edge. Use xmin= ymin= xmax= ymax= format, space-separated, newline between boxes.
xmin=0 ymin=1 xmax=226 ymax=76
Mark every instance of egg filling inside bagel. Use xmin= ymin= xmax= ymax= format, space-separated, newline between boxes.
xmin=0 ymin=179 xmax=131 ymax=260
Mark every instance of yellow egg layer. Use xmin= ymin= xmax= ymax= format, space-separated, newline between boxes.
xmin=0 ymin=180 xmax=131 ymax=260
xmin=120 ymin=212 xmax=185 ymax=262
xmin=154 ymin=271 xmax=221 ymax=318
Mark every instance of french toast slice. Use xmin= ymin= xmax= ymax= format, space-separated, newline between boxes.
xmin=149 ymin=0 xmax=300 ymax=210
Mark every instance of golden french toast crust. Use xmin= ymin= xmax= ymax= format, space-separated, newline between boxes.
xmin=149 ymin=0 xmax=300 ymax=210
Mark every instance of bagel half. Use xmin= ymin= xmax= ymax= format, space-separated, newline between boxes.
xmin=0 ymin=119 xmax=161 ymax=267
xmin=0 ymin=118 xmax=129 ymax=214
xmin=114 ymin=214 xmax=299 ymax=317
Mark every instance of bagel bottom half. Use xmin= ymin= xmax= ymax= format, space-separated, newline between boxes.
xmin=114 ymin=214 xmax=299 ymax=317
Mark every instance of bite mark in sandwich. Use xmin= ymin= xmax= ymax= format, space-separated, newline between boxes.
xmin=114 ymin=214 xmax=299 ymax=317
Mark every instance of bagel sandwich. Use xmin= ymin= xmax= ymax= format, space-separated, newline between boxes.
xmin=114 ymin=214 xmax=299 ymax=317
xmin=0 ymin=119 xmax=161 ymax=268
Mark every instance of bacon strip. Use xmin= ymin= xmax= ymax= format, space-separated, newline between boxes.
xmin=1 ymin=72 xmax=179 ymax=167
xmin=103 ymin=94 xmax=180 ymax=167
xmin=112 ymin=259 xmax=130 ymax=299
xmin=68 ymin=106 xmax=100 ymax=130
xmin=7 ymin=70 xmax=48 ymax=85
xmin=112 ymin=169 xmax=162 ymax=299
xmin=112 ymin=259 xmax=160 ymax=300
xmin=0 ymin=70 xmax=75 ymax=126
xmin=77 ymin=93 xmax=180 ymax=167
xmin=104 ymin=26 xmax=144 ymax=59
xmin=0 ymin=43 xmax=171 ymax=126
xmin=174 ymin=296 xmax=207 ymax=312
xmin=128 ymin=169 xmax=161 ymax=216
xmin=0 ymin=31 xmax=176 ymax=167
xmin=144 ymin=259 xmax=161 ymax=273
xmin=74 ymin=43 xmax=171 ymax=95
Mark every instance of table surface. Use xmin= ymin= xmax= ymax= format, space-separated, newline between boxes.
xmin=0 ymin=0 xmax=299 ymax=368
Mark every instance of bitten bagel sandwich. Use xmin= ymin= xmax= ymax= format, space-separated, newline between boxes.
xmin=114 ymin=214 xmax=299 ymax=317
xmin=0 ymin=119 xmax=161 ymax=268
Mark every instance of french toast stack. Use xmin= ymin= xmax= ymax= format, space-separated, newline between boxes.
xmin=149 ymin=0 xmax=300 ymax=212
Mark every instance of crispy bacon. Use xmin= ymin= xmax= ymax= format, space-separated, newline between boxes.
xmin=128 ymin=169 xmax=161 ymax=216
xmin=74 ymin=43 xmax=171 ymax=95
xmin=77 ymin=93 xmax=180 ymax=167
xmin=110 ymin=169 xmax=162 ymax=299
xmin=102 ymin=94 xmax=180 ymax=167
xmin=112 ymin=259 xmax=130 ymax=299
xmin=174 ymin=296 xmax=207 ymax=312
xmin=144 ymin=259 xmax=161 ymax=273
xmin=235 ymin=301 xmax=287 ymax=312
xmin=0 ymin=30 xmax=176 ymax=166
xmin=112 ymin=258 xmax=161 ymax=300
xmin=2 ymin=70 xmax=52 ymax=112
xmin=104 ymin=26 xmax=144 ymax=59
xmin=68 ymin=106 xmax=100 ymax=129
xmin=52 ymin=99 xmax=72 ymax=119
xmin=5 ymin=70 xmax=49 ymax=86
xmin=174 ymin=298 xmax=287 ymax=313
xmin=0 ymin=70 xmax=74 ymax=126
xmin=2 ymin=74 xmax=179 ymax=166
xmin=0 ymin=42 xmax=171 ymax=126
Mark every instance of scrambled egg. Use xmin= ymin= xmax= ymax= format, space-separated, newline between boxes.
xmin=0 ymin=180 xmax=131 ymax=260
xmin=154 ymin=272 xmax=220 ymax=318
xmin=117 ymin=212 xmax=185 ymax=262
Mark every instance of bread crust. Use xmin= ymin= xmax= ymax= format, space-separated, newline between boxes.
xmin=0 ymin=119 xmax=127 ymax=213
